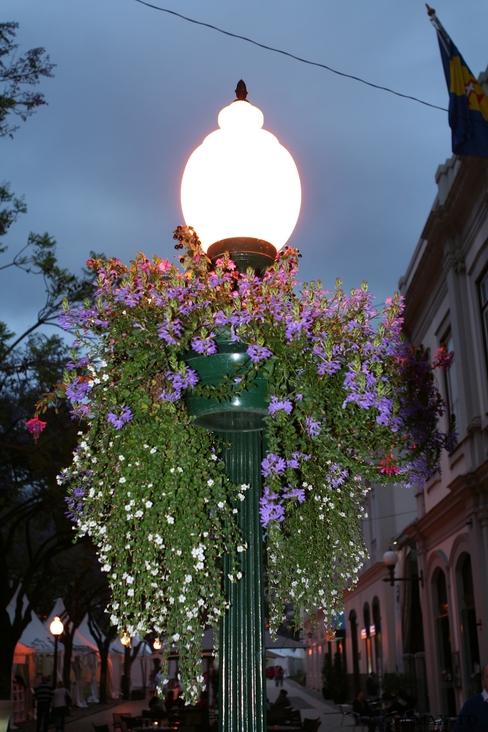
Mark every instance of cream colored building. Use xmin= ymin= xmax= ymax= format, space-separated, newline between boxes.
xmin=341 ymin=149 xmax=488 ymax=715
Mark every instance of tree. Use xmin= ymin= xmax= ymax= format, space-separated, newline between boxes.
xmin=0 ymin=22 xmax=98 ymax=702
xmin=0 ymin=21 xmax=54 ymax=137
xmin=88 ymin=592 xmax=118 ymax=703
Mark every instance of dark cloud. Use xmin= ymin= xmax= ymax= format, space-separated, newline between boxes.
xmin=2 ymin=0 xmax=487 ymax=337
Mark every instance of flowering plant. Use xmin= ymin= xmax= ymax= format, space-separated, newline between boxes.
xmin=55 ymin=227 xmax=450 ymax=700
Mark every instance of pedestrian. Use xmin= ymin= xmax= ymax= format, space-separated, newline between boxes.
xmin=366 ymin=672 xmax=379 ymax=698
xmin=33 ymin=676 xmax=53 ymax=732
xmin=275 ymin=665 xmax=284 ymax=687
xmin=455 ymin=664 xmax=488 ymax=731
xmin=52 ymin=681 xmax=71 ymax=732
xmin=353 ymin=690 xmax=377 ymax=732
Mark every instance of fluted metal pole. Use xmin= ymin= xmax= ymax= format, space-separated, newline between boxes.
xmin=217 ymin=430 xmax=266 ymax=732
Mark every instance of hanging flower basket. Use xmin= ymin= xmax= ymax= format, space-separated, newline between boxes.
xmin=48 ymin=226 xmax=454 ymax=701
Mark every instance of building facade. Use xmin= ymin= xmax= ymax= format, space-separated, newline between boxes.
xmin=341 ymin=152 xmax=488 ymax=715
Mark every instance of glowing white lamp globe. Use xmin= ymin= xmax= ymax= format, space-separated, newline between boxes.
xmin=181 ymin=81 xmax=301 ymax=270
xmin=49 ymin=616 xmax=64 ymax=637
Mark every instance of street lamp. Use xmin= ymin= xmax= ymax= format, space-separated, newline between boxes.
xmin=181 ymin=81 xmax=301 ymax=732
xmin=49 ymin=615 xmax=64 ymax=687
xmin=181 ymin=79 xmax=301 ymax=273
xmin=120 ymin=631 xmax=131 ymax=647
xmin=383 ymin=549 xmax=424 ymax=587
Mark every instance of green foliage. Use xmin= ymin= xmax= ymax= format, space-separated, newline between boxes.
xmin=0 ymin=22 xmax=54 ymax=138
xmin=58 ymin=227 xmax=448 ymax=701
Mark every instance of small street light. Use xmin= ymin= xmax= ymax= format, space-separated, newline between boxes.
xmin=383 ymin=549 xmax=424 ymax=587
xmin=152 ymin=637 xmax=162 ymax=651
xmin=49 ymin=615 xmax=64 ymax=687
xmin=120 ymin=631 xmax=131 ymax=647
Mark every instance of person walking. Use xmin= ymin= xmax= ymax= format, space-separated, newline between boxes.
xmin=52 ymin=681 xmax=71 ymax=732
xmin=33 ymin=677 xmax=53 ymax=732
xmin=455 ymin=664 xmax=488 ymax=731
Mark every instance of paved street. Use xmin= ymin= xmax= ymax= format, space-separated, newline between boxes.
xmin=15 ymin=678 xmax=351 ymax=731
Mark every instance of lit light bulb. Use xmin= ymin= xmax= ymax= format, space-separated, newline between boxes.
xmin=120 ymin=631 xmax=131 ymax=647
xmin=153 ymin=637 xmax=162 ymax=650
xmin=181 ymin=87 xmax=301 ymax=253
xmin=49 ymin=616 xmax=64 ymax=637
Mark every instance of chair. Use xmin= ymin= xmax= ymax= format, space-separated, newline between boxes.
xmin=338 ymin=704 xmax=354 ymax=726
xmin=114 ymin=713 xmax=133 ymax=732
xmin=302 ymin=718 xmax=321 ymax=732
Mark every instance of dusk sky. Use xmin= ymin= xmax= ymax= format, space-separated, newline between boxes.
xmin=2 ymin=1 xmax=488 ymax=339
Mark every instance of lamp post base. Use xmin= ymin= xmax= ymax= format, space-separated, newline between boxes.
xmin=218 ymin=430 xmax=266 ymax=732
xmin=207 ymin=238 xmax=277 ymax=275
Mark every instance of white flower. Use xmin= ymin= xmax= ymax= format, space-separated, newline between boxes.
xmin=172 ymin=633 xmax=180 ymax=642
xmin=178 ymin=594 xmax=186 ymax=603
xmin=237 ymin=493 xmax=245 ymax=501
xmin=207 ymin=478 xmax=214 ymax=487
xmin=166 ymin=515 xmax=175 ymax=525
xmin=217 ymin=501 xmax=224 ymax=509
xmin=236 ymin=571 xmax=242 ymax=580
xmin=150 ymin=447 xmax=157 ymax=454
xmin=134 ymin=510 xmax=143 ymax=518
xmin=145 ymin=500 xmax=153 ymax=509
xmin=127 ymin=588 xmax=134 ymax=597
xmin=118 ymin=455 xmax=125 ymax=461
xmin=119 ymin=477 xmax=126 ymax=484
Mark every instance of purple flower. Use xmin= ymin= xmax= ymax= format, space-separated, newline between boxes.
xmin=259 ymin=487 xmax=285 ymax=527
xmin=247 ymin=344 xmax=273 ymax=364
xmin=64 ymin=481 xmax=90 ymax=523
xmin=191 ymin=335 xmax=217 ymax=355
xmin=158 ymin=319 xmax=182 ymax=346
xmin=283 ymin=486 xmax=306 ymax=503
xmin=261 ymin=453 xmax=286 ymax=478
xmin=305 ymin=416 xmax=322 ymax=438
xmin=159 ymin=367 xmax=199 ymax=402
xmin=107 ymin=406 xmax=133 ymax=430
xmin=66 ymin=378 xmax=92 ymax=404
xmin=268 ymin=396 xmax=293 ymax=416
xmin=317 ymin=360 xmax=341 ymax=376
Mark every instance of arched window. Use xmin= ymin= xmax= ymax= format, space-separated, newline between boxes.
xmin=457 ymin=553 xmax=480 ymax=696
xmin=363 ymin=602 xmax=373 ymax=674
xmin=432 ymin=568 xmax=455 ymax=715
xmin=349 ymin=610 xmax=360 ymax=693
xmin=372 ymin=597 xmax=382 ymax=675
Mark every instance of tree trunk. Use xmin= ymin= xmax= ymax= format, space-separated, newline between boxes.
xmin=122 ymin=647 xmax=131 ymax=700
xmin=98 ymin=639 xmax=110 ymax=704
xmin=62 ymin=631 xmax=74 ymax=689
xmin=0 ymin=623 xmax=16 ymax=700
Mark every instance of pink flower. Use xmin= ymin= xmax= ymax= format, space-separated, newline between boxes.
xmin=157 ymin=260 xmax=172 ymax=273
xmin=378 ymin=452 xmax=400 ymax=476
xmin=26 ymin=416 xmax=47 ymax=442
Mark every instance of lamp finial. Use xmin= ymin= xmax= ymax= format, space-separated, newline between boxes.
xmin=235 ymin=80 xmax=248 ymax=101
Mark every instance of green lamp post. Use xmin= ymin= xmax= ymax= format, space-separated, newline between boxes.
xmin=181 ymin=81 xmax=302 ymax=732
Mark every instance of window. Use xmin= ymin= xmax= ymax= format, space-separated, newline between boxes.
xmin=440 ymin=331 xmax=458 ymax=427
xmin=479 ymin=271 xmax=488 ymax=369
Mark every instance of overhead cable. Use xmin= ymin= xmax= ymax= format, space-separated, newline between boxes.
xmin=132 ymin=0 xmax=447 ymax=112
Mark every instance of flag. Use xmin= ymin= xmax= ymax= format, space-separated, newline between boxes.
xmin=427 ymin=5 xmax=488 ymax=157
